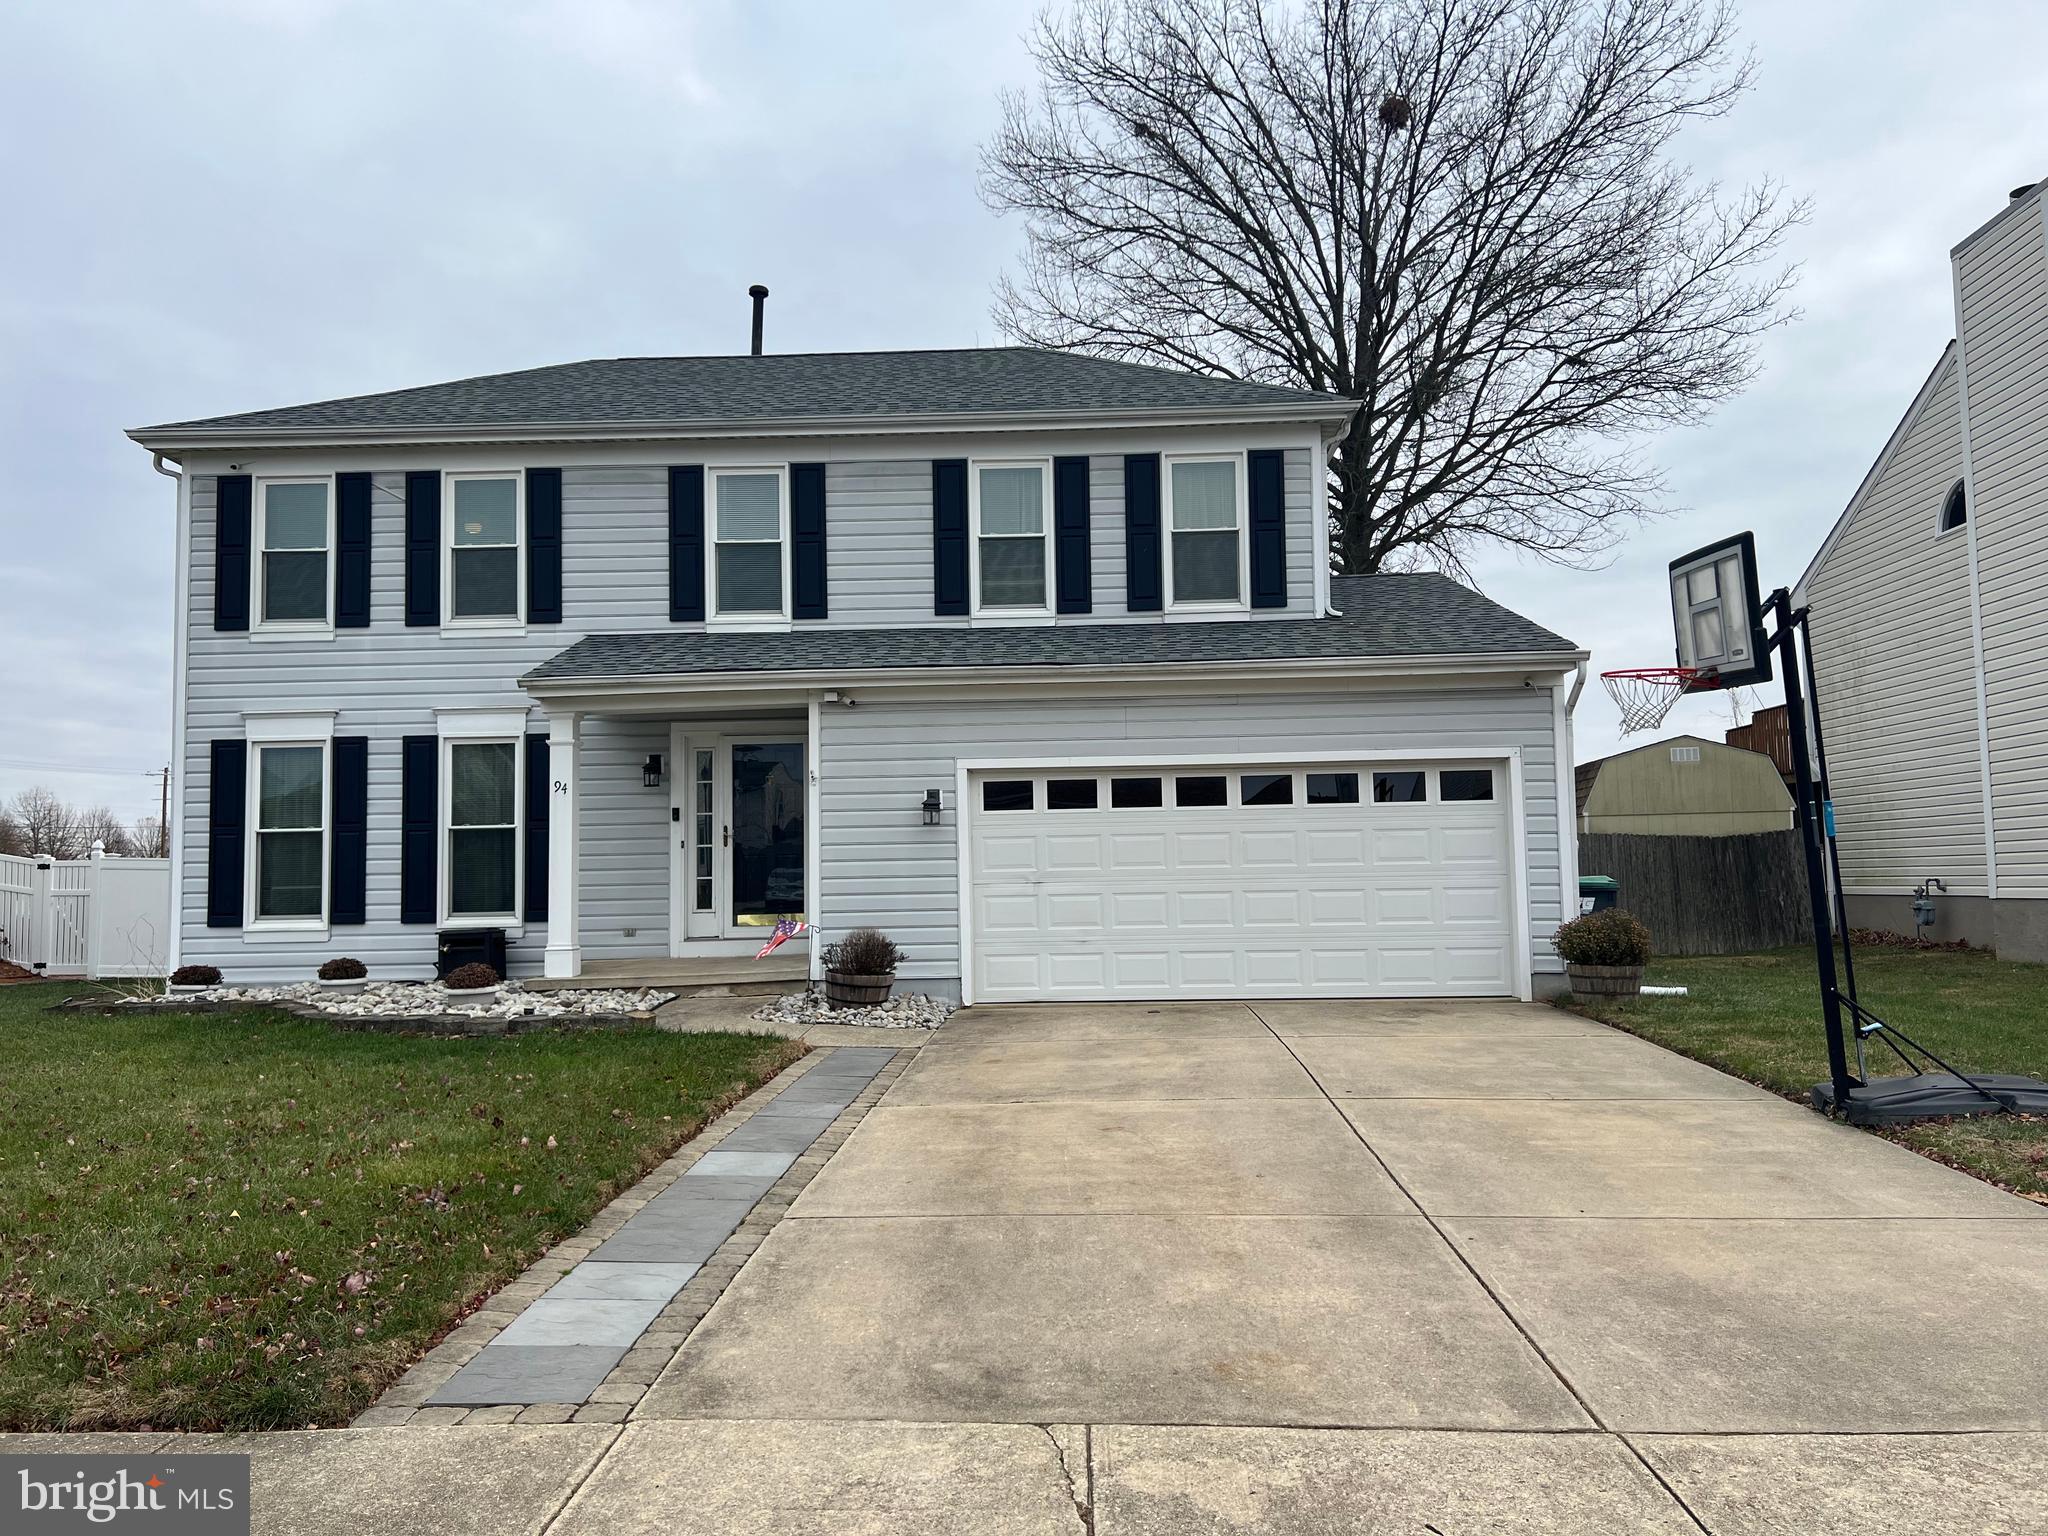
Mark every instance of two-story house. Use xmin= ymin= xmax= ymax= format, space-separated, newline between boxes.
xmin=1797 ymin=179 xmax=2048 ymax=960
xmin=129 ymin=342 xmax=1586 ymax=1003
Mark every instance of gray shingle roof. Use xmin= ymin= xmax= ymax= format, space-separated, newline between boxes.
xmin=136 ymin=348 xmax=1352 ymax=437
xmin=520 ymin=574 xmax=1578 ymax=687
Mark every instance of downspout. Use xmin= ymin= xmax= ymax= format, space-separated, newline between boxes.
xmin=151 ymin=451 xmax=181 ymax=478
xmin=1567 ymin=658 xmax=1587 ymax=712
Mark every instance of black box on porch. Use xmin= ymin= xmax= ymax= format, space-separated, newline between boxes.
xmin=437 ymin=927 xmax=507 ymax=981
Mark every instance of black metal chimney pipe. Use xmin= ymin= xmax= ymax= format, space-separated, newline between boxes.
xmin=748 ymin=284 xmax=769 ymax=355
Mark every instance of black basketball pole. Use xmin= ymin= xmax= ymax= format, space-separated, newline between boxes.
xmin=1766 ymin=586 xmax=1856 ymax=1110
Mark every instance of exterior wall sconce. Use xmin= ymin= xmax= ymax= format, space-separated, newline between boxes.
xmin=921 ymin=788 xmax=943 ymax=825
xmin=642 ymin=754 xmax=665 ymax=788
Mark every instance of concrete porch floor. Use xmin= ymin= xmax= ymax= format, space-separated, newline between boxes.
xmin=524 ymin=954 xmax=807 ymax=996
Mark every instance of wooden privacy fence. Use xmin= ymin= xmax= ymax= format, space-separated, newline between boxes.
xmin=0 ymin=848 xmax=171 ymax=978
xmin=1577 ymin=830 xmax=1808 ymax=956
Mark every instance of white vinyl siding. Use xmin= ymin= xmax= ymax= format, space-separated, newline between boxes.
xmin=1957 ymin=194 xmax=2048 ymax=895
xmin=1805 ymin=354 xmax=1984 ymax=894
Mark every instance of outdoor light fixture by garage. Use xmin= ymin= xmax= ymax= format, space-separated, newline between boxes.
xmin=921 ymin=788 xmax=942 ymax=825
xmin=642 ymin=754 xmax=664 ymax=788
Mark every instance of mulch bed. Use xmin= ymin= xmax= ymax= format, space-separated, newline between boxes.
xmin=0 ymin=959 xmax=42 ymax=985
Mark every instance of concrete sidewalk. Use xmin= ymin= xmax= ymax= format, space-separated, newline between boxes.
xmin=12 ymin=1000 xmax=2047 ymax=1533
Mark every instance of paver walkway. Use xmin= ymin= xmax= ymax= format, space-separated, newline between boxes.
xmin=10 ymin=1001 xmax=2047 ymax=1535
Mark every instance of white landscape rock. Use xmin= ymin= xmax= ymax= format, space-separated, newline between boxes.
xmin=137 ymin=979 xmax=675 ymax=1020
xmin=752 ymin=989 xmax=954 ymax=1030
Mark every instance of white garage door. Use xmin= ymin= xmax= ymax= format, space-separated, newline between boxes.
xmin=967 ymin=762 xmax=1518 ymax=1001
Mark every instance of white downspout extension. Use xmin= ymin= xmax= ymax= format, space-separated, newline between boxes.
xmin=1556 ymin=661 xmax=1587 ymax=941
xmin=158 ymin=451 xmax=187 ymax=976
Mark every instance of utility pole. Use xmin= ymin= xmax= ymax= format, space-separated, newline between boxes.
xmin=158 ymin=764 xmax=170 ymax=858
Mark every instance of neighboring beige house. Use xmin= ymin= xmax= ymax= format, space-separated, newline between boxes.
xmin=1797 ymin=178 xmax=2048 ymax=959
xmin=1575 ymin=736 xmax=1793 ymax=836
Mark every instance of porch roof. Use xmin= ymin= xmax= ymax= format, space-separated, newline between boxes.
xmin=520 ymin=574 xmax=1580 ymax=688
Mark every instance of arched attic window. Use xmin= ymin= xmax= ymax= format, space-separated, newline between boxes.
xmin=1940 ymin=479 xmax=1968 ymax=533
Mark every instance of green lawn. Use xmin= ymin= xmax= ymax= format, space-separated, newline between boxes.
xmin=1567 ymin=945 xmax=2048 ymax=1202
xmin=0 ymin=982 xmax=802 ymax=1431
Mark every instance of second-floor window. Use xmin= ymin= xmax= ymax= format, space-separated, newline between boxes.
xmin=257 ymin=477 xmax=331 ymax=629
xmin=973 ymin=460 xmax=1052 ymax=613
xmin=447 ymin=474 xmax=523 ymax=624
xmin=1166 ymin=455 xmax=1245 ymax=609
xmin=712 ymin=467 xmax=788 ymax=619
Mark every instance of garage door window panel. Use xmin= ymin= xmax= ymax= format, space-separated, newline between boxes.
xmin=1111 ymin=776 xmax=1164 ymax=809
xmin=1374 ymin=770 xmax=1428 ymax=803
xmin=1440 ymin=768 xmax=1495 ymax=801
xmin=1307 ymin=771 xmax=1360 ymax=805
xmin=1174 ymin=775 xmax=1229 ymax=808
xmin=1239 ymin=772 xmax=1294 ymax=806
xmin=982 ymin=779 xmax=1035 ymax=812
xmin=1046 ymin=778 xmax=1099 ymax=811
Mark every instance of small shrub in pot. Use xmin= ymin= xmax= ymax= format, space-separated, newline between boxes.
xmin=168 ymin=963 xmax=221 ymax=993
xmin=1553 ymin=908 xmax=1653 ymax=999
xmin=821 ymin=927 xmax=903 ymax=1009
xmin=444 ymin=962 xmax=501 ymax=993
xmin=318 ymin=956 xmax=367 ymax=981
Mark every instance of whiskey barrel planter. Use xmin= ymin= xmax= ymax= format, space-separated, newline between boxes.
xmin=824 ymin=971 xmax=894 ymax=1009
xmin=1568 ymin=963 xmax=1644 ymax=1000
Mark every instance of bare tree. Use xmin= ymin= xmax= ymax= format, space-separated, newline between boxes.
xmin=4 ymin=787 xmax=85 ymax=859
xmin=130 ymin=816 xmax=168 ymax=859
xmin=982 ymin=0 xmax=1802 ymax=575
xmin=77 ymin=806 xmax=135 ymax=857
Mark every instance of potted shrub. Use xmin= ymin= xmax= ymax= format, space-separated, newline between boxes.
xmin=317 ymin=956 xmax=369 ymax=996
xmin=821 ymin=928 xmax=904 ymax=1010
xmin=167 ymin=964 xmax=221 ymax=997
xmin=442 ymin=961 xmax=501 ymax=999
xmin=1554 ymin=908 xmax=1653 ymax=999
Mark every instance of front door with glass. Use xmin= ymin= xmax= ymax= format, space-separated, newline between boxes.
xmin=675 ymin=734 xmax=806 ymax=946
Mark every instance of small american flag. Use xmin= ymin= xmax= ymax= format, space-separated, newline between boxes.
xmin=756 ymin=917 xmax=807 ymax=958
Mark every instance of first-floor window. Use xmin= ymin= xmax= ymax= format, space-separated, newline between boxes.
xmin=255 ymin=743 xmax=325 ymax=920
xmin=448 ymin=740 xmax=519 ymax=917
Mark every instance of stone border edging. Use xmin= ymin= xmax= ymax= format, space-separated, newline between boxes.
xmin=49 ymin=994 xmax=658 ymax=1037
xmin=355 ymin=1045 xmax=914 ymax=1426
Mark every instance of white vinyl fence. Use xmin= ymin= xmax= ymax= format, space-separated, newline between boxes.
xmin=0 ymin=846 xmax=171 ymax=978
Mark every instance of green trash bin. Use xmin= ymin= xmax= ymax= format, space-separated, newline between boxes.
xmin=1578 ymin=875 xmax=1619 ymax=916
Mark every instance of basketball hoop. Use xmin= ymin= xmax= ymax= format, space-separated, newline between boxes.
xmin=1601 ymin=667 xmax=1704 ymax=734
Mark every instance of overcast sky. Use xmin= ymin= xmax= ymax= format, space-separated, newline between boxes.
xmin=4 ymin=0 xmax=2045 ymax=826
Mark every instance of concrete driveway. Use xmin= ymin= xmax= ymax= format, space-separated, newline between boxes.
xmin=31 ymin=1002 xmax=2042 ymax=1535
xmin=604 ymin=998 xmax=2048 ymax=1532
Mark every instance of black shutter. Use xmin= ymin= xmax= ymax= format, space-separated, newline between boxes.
xmin=335 ymin=472 xmax=373 ymax=628
xmin=1123 ymin=453 xmax=1162 ymax=612
xmin=214 ymin=475 xmax=252 ymax=632
xmin=404 ymin=471 xmax=440 ymax=628
xmin=1054 ymin=455 xmax=1092 ymax=615
xmin=523 ymin=735 xmax=550 ymax=923
xmin=206 ymin=739 xmax=246 ymax=927
xmin=933 ymin=459 xmax=969 ymax=616
xmin=1248 ymin=448 xmax=1288 ymax=609
xmin=527 ymin=468 xmax=563 ymax=624
xmin=790 ymin=462 xmax=828 ymax=620
xmin=330 ymin=736 xmax=369 ymax=924
xmin=400 ymin=734 xmax=438 ymax=924
xmin=668 ymin=466 xmax=705 ymax=622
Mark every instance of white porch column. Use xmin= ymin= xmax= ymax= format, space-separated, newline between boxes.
xmin=543 ymin=711 xmax=582 ymax=978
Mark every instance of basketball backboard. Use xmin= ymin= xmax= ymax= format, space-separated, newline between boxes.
xmin=1668 ymin=531 xmax=1770 ymax=688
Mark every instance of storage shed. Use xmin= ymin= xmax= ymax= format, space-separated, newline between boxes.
xmin=1575 ymin=736 xmax=1794 ymax=837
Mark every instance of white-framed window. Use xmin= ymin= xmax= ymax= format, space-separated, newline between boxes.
xmin=971 ymin=459 xmax=1053 ymax=614
xmin=240 ymin=711 xmax=336 ymax=931
xmin=443 ymin=737 xmax=522 ymax=922
xmin=1938 ymin=478 xmax=1967 ymax=536
xmin=255 ymin=476 xmax=333 ymax=630
xmin=710 ymin=466 xmax=789 ymax=620
xmin=1164 ymin=453 xmax=1247 ymax=610
xmin=444 ymin=473 xmax=524 ymax=625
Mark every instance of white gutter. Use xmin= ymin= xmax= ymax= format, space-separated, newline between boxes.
xmin=126 ymin=398 xmax=1359 ymax=455
xmin=520 ymin=647 xmax=1591 ymax=701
